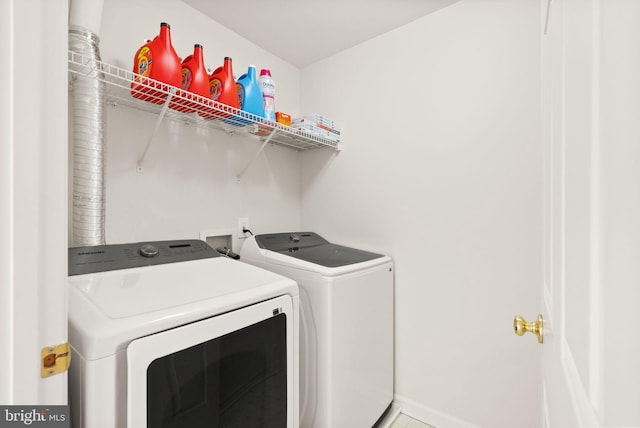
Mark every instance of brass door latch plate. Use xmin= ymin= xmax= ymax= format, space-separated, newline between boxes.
xmin=41 ymin=343 xmax=71 ymax=378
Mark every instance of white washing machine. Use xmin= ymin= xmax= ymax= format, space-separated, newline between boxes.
xmin=240 ymin=232 xmax=394 ymax=428
xmin=68 ymin=239 xmax=299 ymax=428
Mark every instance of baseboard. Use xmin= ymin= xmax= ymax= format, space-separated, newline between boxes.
xmin=375 ymin=402 xmax=403 ymax=428
xmin=393 ymin=394 xmax=482 ymax=428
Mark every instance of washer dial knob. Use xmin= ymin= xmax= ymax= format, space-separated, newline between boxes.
xmin=139 ymin=244 xmax=159 ymax=258
xmin=289 ymin=234 xmax=301 ymax=243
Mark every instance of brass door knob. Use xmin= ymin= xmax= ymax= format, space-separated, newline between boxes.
xmin=514 ymin=314 xmax=543 ymax=343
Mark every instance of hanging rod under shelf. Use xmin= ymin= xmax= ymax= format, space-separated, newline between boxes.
xmin=67 ymin=50 xmax=340 ymax=152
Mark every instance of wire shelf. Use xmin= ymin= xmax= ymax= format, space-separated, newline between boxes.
xmin=67 ymin=50 xmax=340 ymax=152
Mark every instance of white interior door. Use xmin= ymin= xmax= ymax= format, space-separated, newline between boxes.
xmin=541 ymin=0 xmax=640 ymax=426
xmin=0 ymin=0 xmax=69 ymax=404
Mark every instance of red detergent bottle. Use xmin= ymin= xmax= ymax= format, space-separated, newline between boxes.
xmin=131 ymin=22 xmax=182 ymax=104
xmin=170 ymin=44 xmax=210 ymax=113
xmin=201 ymin=57 xmax=239 ymax=119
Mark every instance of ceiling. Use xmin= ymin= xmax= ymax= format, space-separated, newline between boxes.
xmin=183 ymin=0 xmax=460 ymax=68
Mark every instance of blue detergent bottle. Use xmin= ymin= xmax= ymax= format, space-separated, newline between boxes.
xmin=236 ymin=65 xmax=265 ymax=119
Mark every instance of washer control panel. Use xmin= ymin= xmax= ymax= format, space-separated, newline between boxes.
xmin=254 ymin=232 xmax=384 ymax=268
xmin=69 ymin=239 xmax=219 ymax=276
xmin=256 ymin=232 xmax=326 ymax=251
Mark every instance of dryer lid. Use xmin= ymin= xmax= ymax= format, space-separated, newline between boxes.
xmin=254 ymin=232 xmax=384 ymax=268
xmin=67 ymin=249 xmax=298 ymax=360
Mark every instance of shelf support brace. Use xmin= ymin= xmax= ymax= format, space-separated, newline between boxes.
xmin=236 ymin=128 xmax=277 ymax=182
xmin=137 ymin=87 xmax=175 ymax=173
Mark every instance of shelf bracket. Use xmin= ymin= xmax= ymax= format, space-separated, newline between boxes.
xmin=236 ymin=128 xmax=278 ymax=182
xmin=137 ymin=87 xmax=176 ymax=173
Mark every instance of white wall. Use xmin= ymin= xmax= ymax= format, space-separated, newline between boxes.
xmin=97 ymin=0 xmax=304 ymax=244
xmin=299 ymin=1 xmax=542 ymax=427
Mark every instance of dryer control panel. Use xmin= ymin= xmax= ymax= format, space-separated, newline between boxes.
xmin=68 ymin=239 xmax=219 ymax=276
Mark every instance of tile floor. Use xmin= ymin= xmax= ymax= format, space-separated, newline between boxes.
xmin=390 ymin=413 xmax=436 ymax=428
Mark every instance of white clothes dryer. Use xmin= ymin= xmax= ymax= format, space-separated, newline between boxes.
xmin=68 ymin=239 xmax=299 ymax=428
xmin=240 ymin=232 xmax=394 ymax=428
